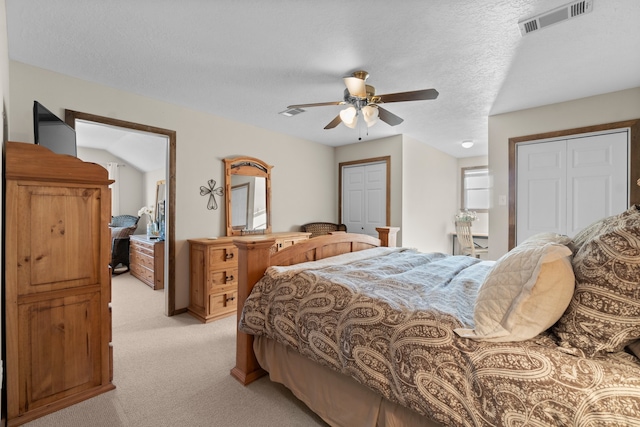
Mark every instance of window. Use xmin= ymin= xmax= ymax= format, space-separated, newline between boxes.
xmin=462 ymin=166 xmax=489 ymax=211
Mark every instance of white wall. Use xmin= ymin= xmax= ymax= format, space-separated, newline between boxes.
xmin=9 ymin=61 xmax=336 ymax=310
xmin=335 ymin=135 xmax=404 ymax=244
xmin=488 ymin=87 xmax=640 ymax=260
xmin=401 ymin=135 xmax=458 ymax=253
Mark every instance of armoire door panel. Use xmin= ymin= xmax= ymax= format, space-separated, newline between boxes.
xmin=18 ymin=292 xmax=102 ymax=411
xmin=17 ymin=185 xmax=101 ymax=295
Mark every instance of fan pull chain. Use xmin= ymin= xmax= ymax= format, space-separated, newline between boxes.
xmin=358 ymin=109 xmax=367 ymax=141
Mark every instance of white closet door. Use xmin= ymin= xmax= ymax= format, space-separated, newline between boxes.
xmin=517 ymin=140 xmax=567 ymax=243
xmin=343 ymin=166 xmax=365 ymax=233
xmin=566 ymin=132 xmax=628 ymax=236
xmin=342 ymin=162 xmax=387 ymax=237
xmin=516 ymin=130 xmax=629 ymax=245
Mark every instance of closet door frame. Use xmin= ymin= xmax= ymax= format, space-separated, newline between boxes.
xmin=508 ymin=118 xmax=640 ymax=250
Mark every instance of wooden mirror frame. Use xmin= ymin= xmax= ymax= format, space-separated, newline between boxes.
xmin=155 ymin=180 xmax=166 ymax=223
xmin=224 ymin=156 xmax=273 ymax=236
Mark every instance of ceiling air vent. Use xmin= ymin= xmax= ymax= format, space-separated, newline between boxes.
xmin=279 ymin=107 xmax=305 ymax=117
xmin=518 ymin=0 xmax=593 ymax=36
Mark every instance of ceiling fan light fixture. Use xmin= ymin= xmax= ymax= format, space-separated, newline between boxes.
xmin=461 ymin=140 xmax=474 ymax=149
xmin=362 ymin=105 xmax=379 ymax=127
xmin=344 ymin=76 xmax=367 ymax=98
xmin=340 ymin=106 xmax=358 ymax=128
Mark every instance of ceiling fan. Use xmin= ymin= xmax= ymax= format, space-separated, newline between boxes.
xmin=287 ymin=70 xmax=439 ymax=130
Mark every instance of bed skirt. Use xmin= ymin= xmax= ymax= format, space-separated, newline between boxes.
xmin=253 ymin=336 xmax=443 ymax=427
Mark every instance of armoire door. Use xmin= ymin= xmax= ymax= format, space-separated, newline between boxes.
xmin=342 ymin=161 xmax=387 ymax=237
xmin=516 ymin=130 xmax=628 ymax=244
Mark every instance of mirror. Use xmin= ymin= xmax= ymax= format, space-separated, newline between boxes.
xmin=155 ymin=179 xmax=166 ymax=226
xmin=224 ymin=156 xmax=272 ymax=236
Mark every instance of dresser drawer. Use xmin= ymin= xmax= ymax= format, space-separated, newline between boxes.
xmin=130 ymin=239 xmax=154 ymax=257
xmin=208 ymin=290 xmax=237 ymax=316
xmin=208 ymin=269 xmax=237 ymax=291
xmin=208 ymin=246 xmax=237 ymax=269
xmin=130 ymin=262 xmax=153 ymax=284
xmin=130 ymin=250 xmax=154 ymax=270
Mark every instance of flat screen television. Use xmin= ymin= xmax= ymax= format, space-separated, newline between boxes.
xmin=33 ymin=101 xmax=77 ymax=157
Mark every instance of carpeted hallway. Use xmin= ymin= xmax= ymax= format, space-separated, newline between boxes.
xmin=24 ymin=272 xmax=328 ymax=427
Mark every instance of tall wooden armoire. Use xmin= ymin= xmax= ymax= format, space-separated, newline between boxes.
xmin=4 ymin=142 xmax=115 ymax=426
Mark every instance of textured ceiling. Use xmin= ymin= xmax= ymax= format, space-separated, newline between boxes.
xmin=6 ymin=1 xmax=640 ymax=158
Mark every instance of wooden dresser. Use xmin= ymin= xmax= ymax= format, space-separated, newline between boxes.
xmin=5 ymin=142 xmax=115 ymax=426
xmin=188 ymin=232 xmax=310 ymax=323
xmin=130 ymin=235 xmax=165 ymax=290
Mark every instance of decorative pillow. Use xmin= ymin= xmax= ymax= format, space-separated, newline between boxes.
xmin=569 ymin=214 xmax=619 ymax=255
xmin=627 ymin=340 xmax=640 ymax=360
xmin=455 ymin=237 xmax=574 ymax=342
xmin=553 ymin=205 xmax=640 ymax=356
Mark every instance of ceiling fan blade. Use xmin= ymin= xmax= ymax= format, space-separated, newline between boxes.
xmin=376 ymin=88 xmax=439 ymax=104
xmin=324 ymin=114 xmax=343 ymax=129
xmin=287 ymin=101 xmax=344 ymax=109
xmin=344 ymin=77 xmax=366 ymax=98
xmin=377 ymin=107 xmax=404 ymax=126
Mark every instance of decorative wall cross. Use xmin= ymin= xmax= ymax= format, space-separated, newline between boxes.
xmin=200 ymin=179 xmax=224 ymax=210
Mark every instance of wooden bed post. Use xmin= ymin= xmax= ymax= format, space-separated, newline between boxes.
xmin=230 ymin=238 xmax=275 ymax=385
xmin=376 ymin=226 xmax=400 ymax=247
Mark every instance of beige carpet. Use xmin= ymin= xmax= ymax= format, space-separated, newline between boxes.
xmin=25 ymin=272 xmax=328 ymax=427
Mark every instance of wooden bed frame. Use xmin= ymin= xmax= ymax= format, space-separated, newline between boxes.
xmin=230 ymin=227 xmax=399 ymax=385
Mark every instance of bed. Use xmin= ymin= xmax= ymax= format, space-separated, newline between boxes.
xmin=231 ymin=211 xmax=640 ymax=426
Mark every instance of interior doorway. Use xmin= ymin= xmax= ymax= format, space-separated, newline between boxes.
xmin=65 ymin=110 xmax=178 ymax=316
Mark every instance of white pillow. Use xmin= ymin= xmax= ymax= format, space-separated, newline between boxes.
xmin=455 ymin=238 xmax=574 ymax=342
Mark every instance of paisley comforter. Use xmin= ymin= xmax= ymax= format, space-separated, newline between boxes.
xmin=239 ymin=248 xmax=640 ymax=426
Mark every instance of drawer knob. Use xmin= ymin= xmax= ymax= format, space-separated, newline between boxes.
xmin=226 ymin=275 xmax=234 ymax=282
xmin=225 ymin=253 xmax=234 ymax=260
xmin=226 ymin=296 xmax=236 ymax=302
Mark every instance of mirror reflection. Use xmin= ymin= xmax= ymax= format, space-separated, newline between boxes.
xmin=224 ymin=156 xmax=272 ymax=236
xmin=155 ymin=180 xmax=166 ymax=224
xmin=231 ymin=176 xmax=267 ymax=231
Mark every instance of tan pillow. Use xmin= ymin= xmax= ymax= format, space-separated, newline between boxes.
xmin=553 ymin=205 xmax=640 ymax=356
xmin=455 ymin=238 xmax=574 ymax=342
xmin=522 ymin=232 xmax=572 ymax=246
